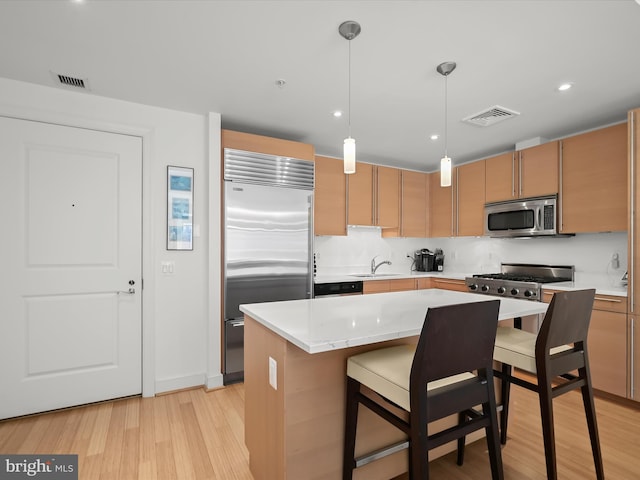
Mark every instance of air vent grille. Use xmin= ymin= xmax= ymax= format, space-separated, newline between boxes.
xmin=463 ymin=105 xmax=520 ymax=127
xmin=224 ymin=148 xmax=314 ymax=189
xmin=51 ymin=71 xmax=89 ymax=90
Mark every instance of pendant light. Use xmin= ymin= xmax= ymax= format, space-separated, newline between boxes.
xmin=339 ymin=21 xmax=361 ymax=174
xmin=437 ymin=61 xmax=456 ymax=187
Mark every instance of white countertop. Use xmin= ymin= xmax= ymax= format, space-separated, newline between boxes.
xmin=240 ymin=289 xmax=548 ymax=354
xmin=314 ymin=271 xmax=627 ymax=297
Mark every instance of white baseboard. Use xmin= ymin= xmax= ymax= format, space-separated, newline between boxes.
xmin=205 ymin=373 xmax=224 ymax=390
xmin=155 ymin=373 xmax=206 ymax=394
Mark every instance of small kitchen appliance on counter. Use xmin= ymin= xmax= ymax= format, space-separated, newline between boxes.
xmin=414 ymin=248 xmax=444 ymax=272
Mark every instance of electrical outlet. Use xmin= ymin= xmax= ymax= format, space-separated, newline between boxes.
xmin=612 ymin=253 xmax=620 ymax=269
xmin=269 ymin=356 xmax=277 ymax=390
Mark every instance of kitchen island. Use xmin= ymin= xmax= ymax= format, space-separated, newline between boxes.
xmin=240 ymin=289 xmax=548 ymax=480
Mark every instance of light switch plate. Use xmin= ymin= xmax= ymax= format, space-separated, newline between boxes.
xmin=269 ymin=356 xmax=277 ymax=390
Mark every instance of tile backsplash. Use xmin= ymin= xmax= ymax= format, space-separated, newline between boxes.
xmin=315 ymin=227 xmax=627 ymax=286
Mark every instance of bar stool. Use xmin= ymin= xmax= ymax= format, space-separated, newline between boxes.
xmin=342 ymin=300 xmax=503 ymax=480
xmin=493 ymin=289 xmax=605 ymax=480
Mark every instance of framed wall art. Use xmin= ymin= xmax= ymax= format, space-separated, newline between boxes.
xmin=167 ymin=165 xmax=194 ymax=250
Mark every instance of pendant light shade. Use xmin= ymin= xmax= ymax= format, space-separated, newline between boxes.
xmin=440 ymin=156 xmax=452 ymax=187
xmin=437 ymin=61 xmax=456 ymax=187
xmin=343 ymin=137 xmax=356 ymax=174
xmin=339 ymin=20 xmax=361 ymax=175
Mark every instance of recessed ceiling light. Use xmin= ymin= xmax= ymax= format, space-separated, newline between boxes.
xmin=430 ymin=134 xmax=439 ymax=141
xmin=558 ymin=82 xmax=573 ymax=91
xmin=333 ymin=111 xmax=343 ymax=118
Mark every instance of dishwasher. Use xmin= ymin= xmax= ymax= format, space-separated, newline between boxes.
xmin=314 ymin=280 xmax=363 ymax=297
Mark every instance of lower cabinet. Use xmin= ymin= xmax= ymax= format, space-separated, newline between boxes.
xmin=631 ymin=316 xmax=640 ymax=401
xmin=588 ymin=309 xmax=628 ymax=398
xmin=431 ymin=278 xmax=468 ymax=292
xmin=363 ymin=278 xmax=416 ymax=294
xmin=363 ymin=277 xmax=465 ymax=294
xmin=544 ymin=289 xmax=628 ymax=398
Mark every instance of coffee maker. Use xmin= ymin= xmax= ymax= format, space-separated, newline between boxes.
xmin=414 ymin=248 xmax=444 ymax=272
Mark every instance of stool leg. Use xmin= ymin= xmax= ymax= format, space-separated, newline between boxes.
xmin=343 ymin=377 xmax=360 ymax=480
xmin=580 ymin=368 xmax=605 ymax=479
xmin=538 ymin=373 xmax=558 ymax=480
xmin=484 ymin=372 xmax=505 ymax=480
xmin=409 ymin=391 xmax=429 ymax=480
xmin=499 ymin=363 xmax=512 ymax=445
xmin=456 ymin=411 xmax=466 ymax=466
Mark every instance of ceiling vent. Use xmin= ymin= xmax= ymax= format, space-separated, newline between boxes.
xmin=51 ymin=71 xmax=90 ymax=90
xmin=463 ymin=105 xmax=519 ymax=127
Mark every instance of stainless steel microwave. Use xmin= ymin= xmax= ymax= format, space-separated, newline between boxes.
xmin=485 ymin=195 xmax=558 ymax=237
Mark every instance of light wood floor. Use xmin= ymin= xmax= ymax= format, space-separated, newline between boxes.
xmin=1 ymin=383 xmax=639 ymax=479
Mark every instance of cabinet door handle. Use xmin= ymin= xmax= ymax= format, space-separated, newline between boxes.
xmin=594 ymin=296 xmax=622 ymax=303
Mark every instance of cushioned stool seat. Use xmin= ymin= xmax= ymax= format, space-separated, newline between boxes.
xmin=493 ymin=326 xmax=571 ymax=374
xmin=347 ymin=345 xmax=475 ymax=412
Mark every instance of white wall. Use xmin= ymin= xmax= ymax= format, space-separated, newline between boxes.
xmin=316 ymin=228 xmax=627 ymax=287
xmin=0 ymin=77 xmax=222 ymax=394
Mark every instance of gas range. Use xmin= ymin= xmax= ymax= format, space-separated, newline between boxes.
xmin=465 ymin=263 xmax=574 ymax=301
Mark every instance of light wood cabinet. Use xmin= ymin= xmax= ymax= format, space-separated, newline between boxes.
xmin=631 ymin=316 xmax=640 ymax=401
xmin=363 ymin=278 xmax=416 ymax=294
xmin=416 ymin=278 xmax=432 ymax=290
xmin=399 ymin=170 xmax=429 ymax=238
xmin=314 ymin=156 xmax=346 ymax=236
xmin=485 ymin=152 xmax=517 ymax=203
xmin=431 ymin=278 xmax=467 ymax=292
xmin=429 ymin=172 xmax=453 ymax=237
xmin=629 ymin=107 xmax=640 ymax=402
xmin=347 ymin=163 xmax=400 ymax=229
xmin=560 ymin=123 xmax=627 ymax=234
xmin=455 ymin=160 xmax=486 ymax=236
xmin=222 ymin=129 xmax=314 ymax=161
xmin=519 ymin=141 xmax=559 ymax=199
xmin=430 ymin=161 xmax=485 ymax=237
xmin=544 ymin=289 xmax=628 ymax=398
xmin=485 ymin=142 xmax=559 ymax=203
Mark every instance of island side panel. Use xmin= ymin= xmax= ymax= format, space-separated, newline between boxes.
xmin=284 ymin=337 xmax=415 ymax=480
xmin=244 ymin=316 xmax=286 ymax=479
xmin=245 ymin=314 xmax=487 ymax=480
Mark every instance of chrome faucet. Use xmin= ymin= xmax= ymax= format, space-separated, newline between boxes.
xmin=371 ymin=255 xmax=392 ymax=275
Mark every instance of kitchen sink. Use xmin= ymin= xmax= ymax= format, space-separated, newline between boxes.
xmin=350 ymin=273 xmax=401 ymax=278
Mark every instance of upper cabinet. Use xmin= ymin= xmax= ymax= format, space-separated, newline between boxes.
xmin=221 ymin=129 xmax=314 ymax=161
xmin=314 ymin=155 xmax=346 ymax=236
xmin=347 ymin=163 xmax=400 ymax=229
xmin=560 ymin=123 xmax=627 ymax=234
xmin=518 ymin=142 xmax=559 ymax=199
xmin=485 ymin=142 xmax=559 ymax=203
xmin=429 ymin=172 xmax=453 ymax=237
xmin=429 ymin=161 xmax=486 ymax=237
xmin=399 ymin=170 xmax=429 ymax=238
xmin=456 ymin=160 xmax=486 ymax=236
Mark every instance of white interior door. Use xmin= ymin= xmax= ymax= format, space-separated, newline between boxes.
xmin=0 ymin=116 xmax=142 ymax=419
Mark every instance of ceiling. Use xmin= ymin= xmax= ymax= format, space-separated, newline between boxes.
xmin=1 ymin=0 xmax=639 ymax=172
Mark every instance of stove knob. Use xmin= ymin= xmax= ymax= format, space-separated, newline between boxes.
xmin=524 ymin=290 xmax=533 ymax=298
xmin=468 ymin=284 xmax=478 ymax=291
xmin=510 ymin=288 xmax=519 ymax=296
xmin=497 ymin=286 xmax=506 ymax=295
xmin=481 ymin=285 xmax=490 ymax=292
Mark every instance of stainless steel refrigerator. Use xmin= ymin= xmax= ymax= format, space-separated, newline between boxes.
xmin=223 ymin=148 xmax=314 ymax=384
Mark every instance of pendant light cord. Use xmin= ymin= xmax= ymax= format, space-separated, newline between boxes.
xmin=444 ymin=73 xmax=448 ymax=158
xmin=348 ymin=38 xmax=352 ymax=139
